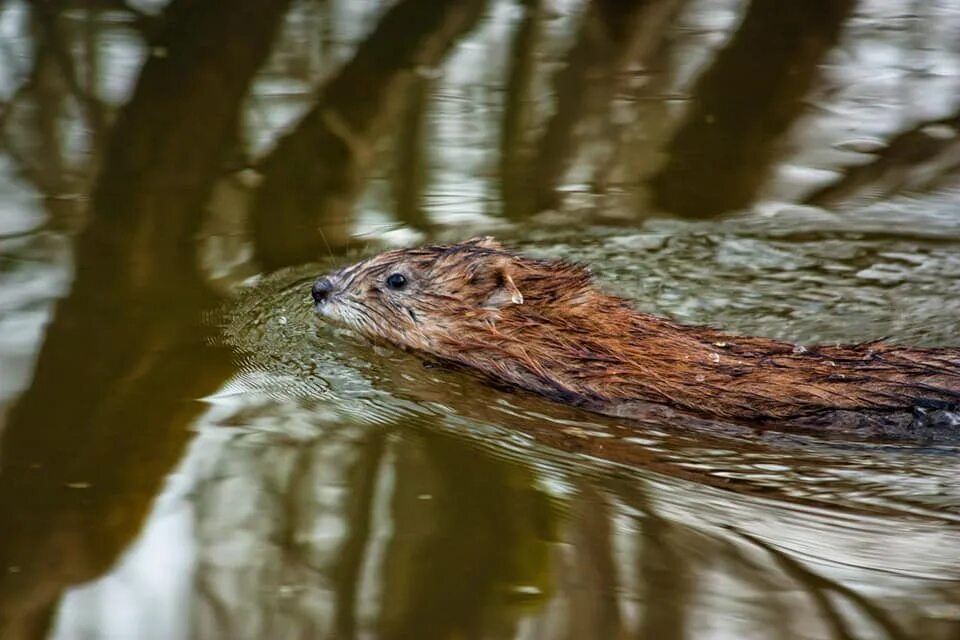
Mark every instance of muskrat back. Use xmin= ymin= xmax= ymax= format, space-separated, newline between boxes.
xmin=312 ymin=237 xmax=960 ymax=438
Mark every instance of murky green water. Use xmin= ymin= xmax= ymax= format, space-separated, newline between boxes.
xmin=2 ymin=1 xmax=960 ymax=638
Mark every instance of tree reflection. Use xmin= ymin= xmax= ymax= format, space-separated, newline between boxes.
xmin=499 ymin=0 xmax=545 ymax=218
xmin=392 ymin=75 xmax=433 ymax=232
xmin=250 ymin=0 xmax=487 ymax=267
xmin=650 ymin=0 xmax=856 ymax=217
xmin=735 ymin=531 xmax=911 ymax=639
xmin=331 ymin=430 xmax=385 ymax=639
xmin=6 ymin=0 xmax=959 ymax=249
xmin=1 ymin=6 xmax=92 ymax=229
xmin=377 ymin=430 xmax=553 ymax=640
xmin=524 ymin=0 xmax=681 ymax=218
xmin=563 ymin=484 xmax=622 ymax=640
xmin=805 ymin=109 xmax=960 ymax=208
xmin=0 ymin=0 xmax=289 ymax=636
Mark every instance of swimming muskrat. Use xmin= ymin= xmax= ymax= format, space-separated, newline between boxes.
xmin=312 ymin=237 xmax=960 ymax=438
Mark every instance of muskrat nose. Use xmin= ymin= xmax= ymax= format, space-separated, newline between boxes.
xmin=312 ymin=277 xmax=334 ymax=305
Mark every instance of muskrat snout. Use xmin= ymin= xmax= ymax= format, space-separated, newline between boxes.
xmin=312 ymin=277 xmax=334 ymax=305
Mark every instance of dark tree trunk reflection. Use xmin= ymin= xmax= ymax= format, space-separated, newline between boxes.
xmin=565 ymin=484 xmax=622 ymax=640
xmin=500 ymin=0 xmax=545 ymax=219
xmin=0 ymin=0 xmax=290 ymax=636
xmin=331 ymin=431 xmax=386 ymax=639
xmin=526 ymin=0 xmax=677 ymax=217
xmin=650 ymin=0 xmax=856 ymax=217
xmin=377 ymin=431 xmax=554 ymax=640
xmin=393 ymin=76 xmax=433 ymax=232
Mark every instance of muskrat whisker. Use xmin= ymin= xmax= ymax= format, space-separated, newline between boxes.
xmin=317 ymin=227 xmax=334 ymax=260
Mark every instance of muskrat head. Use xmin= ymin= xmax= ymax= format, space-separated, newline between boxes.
xmin=312 ymin=237 xmax=525 ymax=351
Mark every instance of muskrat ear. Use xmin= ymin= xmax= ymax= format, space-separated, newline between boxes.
xmin=482 ymin=262 xmax=523 ymax=308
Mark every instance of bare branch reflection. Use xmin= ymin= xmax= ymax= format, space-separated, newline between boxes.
xmin=805 ymin=110 xmax=960 ymax=208
xmin=250 ymin=0 xmax=487 ymax=267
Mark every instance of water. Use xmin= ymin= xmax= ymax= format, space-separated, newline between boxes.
xmin=1 ymin=1 xmax=960 ymax=638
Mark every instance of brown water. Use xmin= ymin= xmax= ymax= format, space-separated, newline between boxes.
xmin=2 ymin=1 xmax=960 ymax=638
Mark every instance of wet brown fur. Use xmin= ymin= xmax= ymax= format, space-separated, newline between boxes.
xmin=315 ymin=238 xmax=960 ymax=433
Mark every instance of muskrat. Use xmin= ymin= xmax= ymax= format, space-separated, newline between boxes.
xmin=312 ymin=237 xmax=960 ymax=439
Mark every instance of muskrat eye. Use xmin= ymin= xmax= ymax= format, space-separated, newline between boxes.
xmin=385 ymin=273 xmax=407 ymax=290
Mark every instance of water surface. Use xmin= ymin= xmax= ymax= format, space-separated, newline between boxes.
xmin=1 ymin=1 xmax=960 ymax=638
